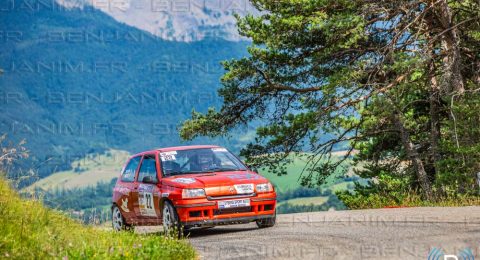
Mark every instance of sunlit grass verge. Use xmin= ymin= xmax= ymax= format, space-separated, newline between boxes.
xmin=337 ymin=191 xmax=480 ymax=209
xmin=0 ymin=177 xmax=196 ymax=259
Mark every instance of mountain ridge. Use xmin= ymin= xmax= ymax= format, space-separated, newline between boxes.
xmin=56 ymin=0 xmax=257 ymax=42
xmin=0 ymin=0 xmax=251 ymax=183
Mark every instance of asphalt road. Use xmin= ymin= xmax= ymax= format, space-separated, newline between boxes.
xmin=137 ymin=206 xmax=480 ymax=259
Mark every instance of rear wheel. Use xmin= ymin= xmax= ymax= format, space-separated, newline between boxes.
xmin=112 ymin=205 xmax=130 ymax=231
xmin=256 ymin=211 xmax=276 ymax=228
xmin=162 ymin=201 xmax=182 ymax=236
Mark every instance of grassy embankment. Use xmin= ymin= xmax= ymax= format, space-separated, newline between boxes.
xmin=0 ymin=177 xmax=196 ymax=259
xmin=338 ymin=191 xmax=480 ymax=209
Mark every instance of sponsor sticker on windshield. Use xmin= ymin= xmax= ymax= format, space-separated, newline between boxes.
xmin=160 ymin=151 xmax=177 ymax=161
xmin=212 ymin=148 xmax=227 ymax=152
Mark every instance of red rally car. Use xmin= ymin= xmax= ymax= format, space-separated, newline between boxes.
xmin=111 ymin=145 xmax=276 ymax=232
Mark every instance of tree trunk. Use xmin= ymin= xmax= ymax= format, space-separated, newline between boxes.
xmin=429 ymin=63 xmax=441 ymax=175
xmin=393 ymin=113 xmax=433 ymax=200
xmin=435 ymin=0 xmax=465 ymax=95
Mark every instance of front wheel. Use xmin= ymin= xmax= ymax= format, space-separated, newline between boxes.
xmin=256 ymin=211 xmax=276 ymax=228
xmin=162 ymin=201 xmax=182 ymax=236
xmin=112 ymin=205 xmax=130 ymax=231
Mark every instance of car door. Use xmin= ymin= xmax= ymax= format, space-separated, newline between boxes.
xmin=132 ymin=154 xmax=161 ymax=223
xmin=115 ymin=155 xmax=141 ymax=222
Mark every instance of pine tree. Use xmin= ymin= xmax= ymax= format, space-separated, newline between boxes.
xmin=181 ymin=0 xmax=480 ymax=199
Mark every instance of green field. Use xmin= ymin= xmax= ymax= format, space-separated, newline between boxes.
xmin=0 ymin=177 xmax=196 ymax=259
xmin=23 ymin=149 xmax=130 ymax=192
xmin=277 ymin=196 xmax=329 ymax=207
xmin=258 ymin=152 xmax=353 ymax=192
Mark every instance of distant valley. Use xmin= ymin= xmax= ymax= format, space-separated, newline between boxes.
xmin=0 ymin=1 xmax=250 ymax=183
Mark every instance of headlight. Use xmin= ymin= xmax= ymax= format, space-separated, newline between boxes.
xmin=256 ymin=183 xmax=273 ymax=193
xmin=182 ymin=188 xmax=206 ymax=199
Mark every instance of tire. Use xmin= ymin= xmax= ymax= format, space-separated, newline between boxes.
xmin=256 ymin=211 xmax=276 ymax=228
xmin=112 ymin=205 xmax=131 ymax=231
xmin=162 ymin=201 xmax=182 ymax=237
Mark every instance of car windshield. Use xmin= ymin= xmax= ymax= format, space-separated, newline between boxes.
xmin=160 ymin=147 xmax=248 ymax=176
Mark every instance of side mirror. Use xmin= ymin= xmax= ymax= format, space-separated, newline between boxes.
xmin=142 ymin=176 xmax=158 ymax=184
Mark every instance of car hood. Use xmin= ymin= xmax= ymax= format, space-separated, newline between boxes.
xmin=162 ymin=171 xmax=270 ymax=195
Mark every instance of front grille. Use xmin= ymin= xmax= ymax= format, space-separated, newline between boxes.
xmin=214 ymin=206 xmax=252 ymax=215
xmin=207 ymin=193 xmax=256 ymax=200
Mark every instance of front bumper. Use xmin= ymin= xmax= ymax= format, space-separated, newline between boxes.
xmin=173 ymin=193 xmax=276 ymax=227
xmin=184 ymin=214 xmax=274 ymax=226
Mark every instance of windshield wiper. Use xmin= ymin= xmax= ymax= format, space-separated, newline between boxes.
xmin=167 ymin=168 xmax=245 ymax=176
xmin=166 ymin=171 xmax=197 ymax=176
xmin=206 ymin=167 xmax=241 ymax=172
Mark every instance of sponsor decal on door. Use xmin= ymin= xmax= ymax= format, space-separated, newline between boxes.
xmin=138 ymin=184 xmax=157 ymax=217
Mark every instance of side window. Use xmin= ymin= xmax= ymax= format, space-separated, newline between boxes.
xmin=121 ymin=156 xmax=141 ymax=182
xmin=138 ymin=155 xmax=158 ymax=183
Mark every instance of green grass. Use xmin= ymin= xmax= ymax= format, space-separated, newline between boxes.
xmin=0 ymin=177 xmax=196 ymax=259
xmin=277 ymin=196 xmax=329 ymax=207
xmin=338 ymin=191 xmax=480 ymax=209
xmin=258 ymin=152 xmax=353 ymax=192
xmin=329 ymin=181 xmax=354 ymax=192
xmin=23 ymin=149 xmax=130 ymax=192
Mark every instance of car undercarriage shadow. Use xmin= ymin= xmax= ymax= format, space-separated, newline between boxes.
xmin=185 ymin=225 xmax=259 ymax=238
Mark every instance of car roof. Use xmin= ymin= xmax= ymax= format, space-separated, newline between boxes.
xmin=130 ymin=145 xmax=221 ymax=157
xmin=158 ymin=145 xmax=221 ymax=152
